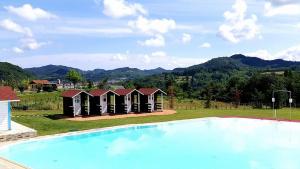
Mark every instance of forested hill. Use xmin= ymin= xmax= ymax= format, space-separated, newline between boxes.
xmin=25 ymin=65 xmax=171 ymax=81
xmin=0 ymin=62 xmax=33 ymax=84
xmin=2 ymin=54 xmax=300 ymax=84
xmin=173 ymin=54 xmax=300 ymax=75
xmin=230 ymin=54 xmax=300 ymax=69
xmin=25 ymin=65 xmax=83 ymax=81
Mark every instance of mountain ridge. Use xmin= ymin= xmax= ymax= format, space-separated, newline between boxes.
xmin=2 ymin=54 xmax=300 ymax=83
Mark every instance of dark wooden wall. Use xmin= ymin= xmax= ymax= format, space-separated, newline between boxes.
xmin=115 ymin=95 xmax=125 ymax=114
xmin=63 ymin=97 xmax=74 ymax=116
xmin=89 ymin=96 xmax=101 ymax=115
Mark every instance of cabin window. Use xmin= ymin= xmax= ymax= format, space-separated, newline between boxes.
xmin=75 ymin=98 xmax=80 ymax=103
xmin=103 ymin=98 xmax=106 ymax=102
xmin=128 ymin=96 xmax=130 ymax=101
xmin=152 ymin=95 xmax=154 ymax=100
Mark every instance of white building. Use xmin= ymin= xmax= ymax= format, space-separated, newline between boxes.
xmin=0 ymin=86 xmax=19 ymax=130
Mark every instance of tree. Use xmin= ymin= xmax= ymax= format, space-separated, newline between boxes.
xmin=18 ymin=79 xmax=29 ymax=94
xmin=66 ymin=70 xmax=82 ymax=88
xmin=97 ymin=78 xmax=109 ymax=89
xmin=87 ymin=80 xmax=93 ymax=89
xmin=204 ymin=83 xmax=212 ymax=108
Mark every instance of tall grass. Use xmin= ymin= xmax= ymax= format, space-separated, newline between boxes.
xmin=12 ymin=91 xmax=63 ymax=110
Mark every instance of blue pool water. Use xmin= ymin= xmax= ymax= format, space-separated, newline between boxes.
xmin=1 ymin=118 xmax=300 ymax=169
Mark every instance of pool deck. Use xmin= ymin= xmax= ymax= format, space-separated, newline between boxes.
xmin=0 ymin=157 xmax=28 ymax=169
xmin=0 ymin=121 xmax=37 ymax=142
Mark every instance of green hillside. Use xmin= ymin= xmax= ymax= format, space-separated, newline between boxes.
xmin=0 ymin=62 xmax=34 ymax=86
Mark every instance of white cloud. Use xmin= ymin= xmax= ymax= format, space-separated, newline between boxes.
xmin=56 ymin=27 xmax=133 ymax=35
xmin=20 ymin=38 xmax=47 ymax=50
xmin=0 ymin=19 xmax=33 ymax=37
xmin=275 ymin=45 xmax=300 ymax=61
xmin=5 ymin=4 xmax=57 ymax=21
xmin=200 ymin=42 xmax=211 ymax=48
xmin=12 ymin=47 xmax=24 ymax=54
xmin=247 ymin=44 xmax=300 ymax=61
xmin=128 ymin=16 xmax=176 ymax=35
xmin=264 ymin=2 xmax=300 ymax=16
xmin=103 ymin=0 xmax=147 ymax=18
xmin=139 ymin=34 xmax=165 ymax=47
xmin=265 ymin=0 xmax=299 ymax=6
xmin=297 ymin=23 xmax=300 ymax=28
xmin=218 ymin=0 xmax=260 ymax=43
xmin=182 ymin=33 xmax=192 ymax=44
xmin=246 ymin=49 xmax=273 ymax=60
xmin=112 ymin=53 xmax=128 ymax=61
xmin=151 ymin=51 xmax=167 ymax=58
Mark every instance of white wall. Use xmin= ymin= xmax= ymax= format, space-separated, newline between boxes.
xmin=0 ymin=102 xmax=9 ymax=130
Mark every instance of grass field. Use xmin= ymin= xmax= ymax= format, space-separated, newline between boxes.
xmin=12 ymin=108 xmax=300 ymax=136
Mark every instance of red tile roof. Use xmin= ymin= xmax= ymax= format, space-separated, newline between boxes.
xmin=139 ymin=88 xmax=167 ymax=95
xmin=30 ymin=80 xmax=51 ymax=85
xmin=89 ymin=89 xmax=109 ymax=96
xmin=89 ymin=89 xmax=119 ymax=96
xmin=0 ymin=86 xmax=19 ymax=101
xmin=61 ymin=90 xmax=83 ymax=98
xmin=114 ymin=89 xmax=135 ymax=96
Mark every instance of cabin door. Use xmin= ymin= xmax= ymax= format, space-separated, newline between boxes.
xmin=148 ymin=94 xmax=154 ymax=112
xmin=74 ymin=95 xmax=81 ymax=116
xmin=101 ymin=95 xmax=107 ymax=114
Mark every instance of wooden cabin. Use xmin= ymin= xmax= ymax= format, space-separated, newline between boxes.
xmin=0 ymin=86 xmax=19 ymax=130
xmin=114 ymin=89 xmax=143 ymax=114
xmin=138 ymin=88 xmax=167 ymax=112
xmin=29 ymin=80 xmax=56 ymax=91
xmin=89 ymin=89 xmax=119 ymax=115
xmin=61 ymin=90 xmax=92 ymax=117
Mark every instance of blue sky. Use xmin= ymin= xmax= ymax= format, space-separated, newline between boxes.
xmin=0 ymin=0 xmax=300 ymax=70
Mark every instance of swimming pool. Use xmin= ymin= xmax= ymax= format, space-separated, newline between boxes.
xmin=1 ymin=118 xmax=300 ymax=169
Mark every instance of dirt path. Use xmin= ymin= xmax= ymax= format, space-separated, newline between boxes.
xmin=66 ymin=110 xmax=176 ymax=121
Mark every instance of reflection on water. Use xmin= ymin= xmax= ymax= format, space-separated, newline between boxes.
xmin=1 ymin=118 xmax=300 ymax=169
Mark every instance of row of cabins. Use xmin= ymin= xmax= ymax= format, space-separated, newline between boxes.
xmin=62 ymin=88 xmax=166 ymax=117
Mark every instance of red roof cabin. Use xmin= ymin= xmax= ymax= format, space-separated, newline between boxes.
xmin=29 ymin=80 xmax=56 ymax=92
xmin=61 ymin=90 xmax=92 ymax=117
xmin=89 ymin=89 xmax=119 ymax=115
xmin=138 ymin=88 xmax=167 ymax=112
xmin=114 ymin=89 xmax=144 ymax=114
xmin=0 ymin=86 xmax=19 ymax=130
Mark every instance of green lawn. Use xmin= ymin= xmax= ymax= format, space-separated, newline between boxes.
xmin=12 ymin=108 xmax=300 ymax=136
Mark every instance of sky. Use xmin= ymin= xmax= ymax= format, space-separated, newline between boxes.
xmin=0 ymin=0 xmax=300 ymax=70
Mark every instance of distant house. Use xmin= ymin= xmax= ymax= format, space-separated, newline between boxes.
xmin=138 ymin=88 xmax=167 ymax=112
xmin=29 ymin=80 xmax=57 ymax=91
xmin=61 ymin=90 xmax=92 ymax=117
xmin=0 ymin=86 xmax=19 ymax=130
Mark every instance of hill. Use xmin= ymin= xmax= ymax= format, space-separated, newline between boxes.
xmin=25 ymin=65 xmax=83 ymax=81
xmin=25 ymin=65 xmax=171 ymax=81
xmin=0 ymin=62 xmax=33 ymax=84
xmin=230 ymin=54 xmax=300 ymax=69
xmin=173 ymin=54 xmax=300 ymax=76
